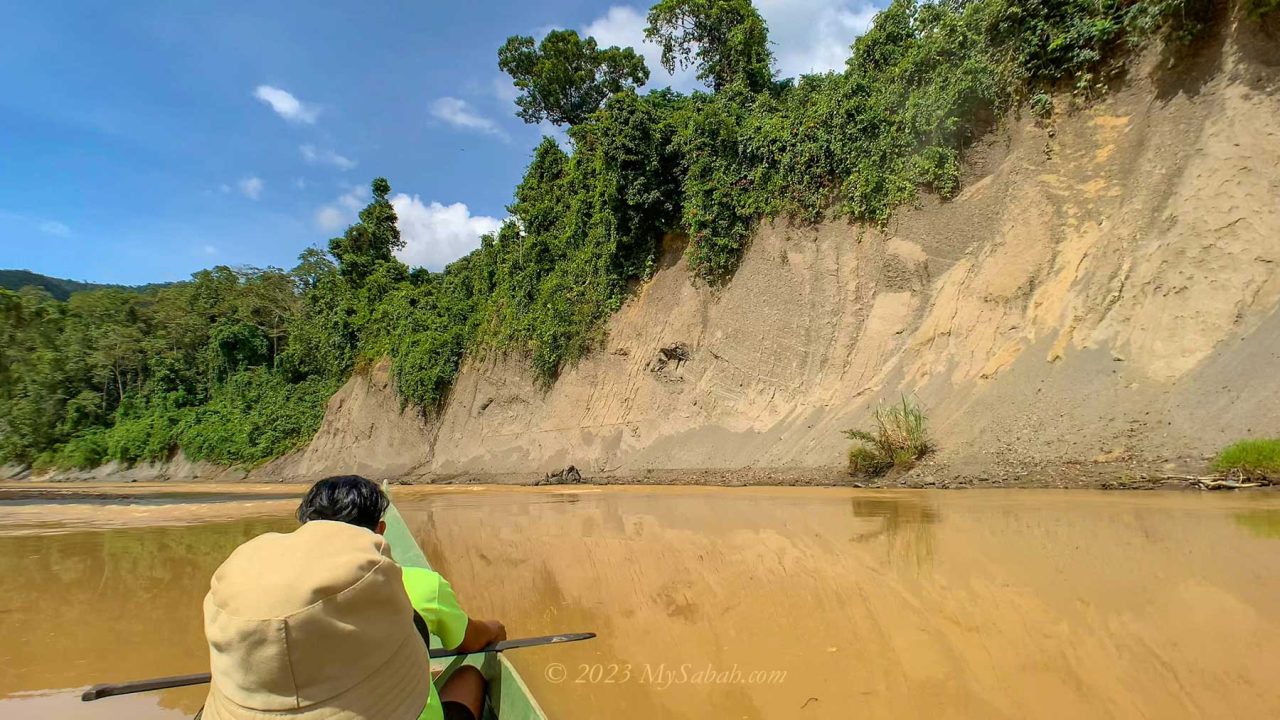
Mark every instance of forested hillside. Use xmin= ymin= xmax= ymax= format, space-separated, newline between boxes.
xmin=3 ymin=0 xmax=1274 ymax=472
xmin=0 ymin=270 xmax=115 ymax=301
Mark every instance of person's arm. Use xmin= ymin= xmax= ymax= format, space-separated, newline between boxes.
xmin=402 ymin=567 xmax=505 ymax=652
xmin=454 ymin=617 xmax=507 ymax=653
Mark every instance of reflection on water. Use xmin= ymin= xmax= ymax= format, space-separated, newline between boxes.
xmin=1234 ymin=509 xmax=1280 ymax=539
xmin=409 ymin=488 xmax=1280 ymax=720
xmin=1 ymin=485 xmax=1279 ymax=720
xmin=849 ymin=496 xmax=940 ymax=568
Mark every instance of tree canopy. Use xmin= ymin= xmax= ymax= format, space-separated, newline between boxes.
xmin=644 ymin=0 xmax=774 ymax=92
xmin=328 ymin=177 xmax=403 ymax=284
xmin=498 ymin=29 xmax=650 ymax=126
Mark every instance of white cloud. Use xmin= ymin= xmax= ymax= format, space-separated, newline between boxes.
xmin=583 ymin=6 xmax=699 ymax=91
xmin=391 ymin=194 xmax=503 ymax=270
xmin=314 ymin=185 xmax=369 ymax=232
xmin=202 ymin=244 xmax=219 ymax=255
xmin=253 ymin=85 xmax=319 ymax=124
xmin=430 ymin=97 xmax=509 ymax=140
xmin=578 ymin=2 xmax=882 ymax=91
xmin=337 ymin=185 xmax=366 ymax=211
xmin=756 ymin=0 xmax=880 ymax=77
xmin=315 ymin=206 xmax=347 ymax=232
xmin=492 ymin=75 xmax=521 ymax=103
xmin=300 ymin=144 xmax=356 ymax=170
xmin=238 ymin=176 xmax=264 ymax=200
xmin=38 ymin=220 xmax=71 ymax=237
xmin=0 ymin=211 xmax=72 ymax=237
xmin=536 ymin=119 xmax=571 ymax=147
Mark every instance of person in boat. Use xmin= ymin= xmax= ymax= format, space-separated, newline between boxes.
xmin=296 ymin=476 xmax=507 ymax=719
xmin=198 ymin=475 xmax=505 ymax=720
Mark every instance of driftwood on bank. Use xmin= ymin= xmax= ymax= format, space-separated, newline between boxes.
xmin=1157 ymin=468 xmax=1268 ymax=490
xmin=533 ymin=465 xmax=583 ymax=486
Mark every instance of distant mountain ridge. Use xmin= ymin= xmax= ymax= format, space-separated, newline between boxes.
xmin=0 ymin=269 xmax=173 ymax=300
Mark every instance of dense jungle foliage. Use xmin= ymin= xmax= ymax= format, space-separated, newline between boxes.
xmin=2 ymin=0 xmax=1261 ymax=470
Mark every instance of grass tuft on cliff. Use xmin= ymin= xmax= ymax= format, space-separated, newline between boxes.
xmin=1214 ymin=438 xmax=1280 ymax=480
xmin=845 ymin=396 xmax=933 ymax=477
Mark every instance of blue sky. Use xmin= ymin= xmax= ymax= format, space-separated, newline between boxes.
xmin=0 ymin=0 xmax=881 ymax=285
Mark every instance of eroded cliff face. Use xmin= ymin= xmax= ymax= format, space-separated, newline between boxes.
xmin=285 ymin=21 xmax=1280 ymax=481
xmin=268 ymin=360 xmax=435 ymax=481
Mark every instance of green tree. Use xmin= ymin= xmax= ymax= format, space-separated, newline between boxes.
xmin=644 ymin=0 xmax=774 ymax=92
xmin=64 ymin=289 xmax=150 ymax=405
xmin=280 ymin=263 xmax=354 ymax=382
xmin=291 ymin=247 xmax=338 ymax=292
xmin=498 ymin=29 xmax=650 ymax=126
xmin=328 ymin=178 xmax=404 ymax=285
xmin=570 ymin=89 xmax=681 ymax=278
xmin=206 ymin=319 xmax=270 ymax=379
xmin=0 ymin=289 xmax=65 ymax=462
xmin=0 ymin=289 xmax=26 ymax=394
xmin=235 ymin=267 xmax=298 ymax=363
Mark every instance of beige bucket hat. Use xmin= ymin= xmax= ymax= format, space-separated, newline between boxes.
xmin=200 ymin=520 xmax=429 ymax=720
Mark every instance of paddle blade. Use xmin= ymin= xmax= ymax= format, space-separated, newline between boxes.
xmin=82 ymin=632 xmax=597 ymax=701
xmin=428 ymin=631 xmax=596 ymax=659
xmin=496 ymin=632 xmax=597 ymax=653
xmin=82 ymin=673 xmax=211 ymax=701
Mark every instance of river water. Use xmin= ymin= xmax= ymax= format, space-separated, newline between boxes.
xmin=1 ymin=483 xmax=1278 ymax=719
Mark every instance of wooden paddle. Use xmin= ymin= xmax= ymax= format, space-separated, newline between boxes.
xmin=81 ymin=632 xmax=595 ymax=702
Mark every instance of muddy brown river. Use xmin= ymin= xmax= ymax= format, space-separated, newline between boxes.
xmin=1 ymin=484 xmax=1278 ymax=719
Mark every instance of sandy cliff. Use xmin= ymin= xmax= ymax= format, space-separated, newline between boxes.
xmin=279 ymin=18 xmax=1280 ymax=483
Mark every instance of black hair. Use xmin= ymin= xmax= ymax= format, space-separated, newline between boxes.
xmin=296 ymin=475 xmax=389 ymax=532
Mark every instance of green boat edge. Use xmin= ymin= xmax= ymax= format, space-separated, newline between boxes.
xmin=382 ymin=490 xmax=550 ymax=720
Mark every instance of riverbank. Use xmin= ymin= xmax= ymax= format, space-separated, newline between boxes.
xmin=389 ymin=460 xmax=1278 ymax=491
xmin=7 ymin=455 xmax=1273 ymax=491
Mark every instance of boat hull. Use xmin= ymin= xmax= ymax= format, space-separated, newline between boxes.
xmin=382 ymin=498 xmax=548 ymax=720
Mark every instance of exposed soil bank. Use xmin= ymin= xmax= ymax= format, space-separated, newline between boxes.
xmin=20 ymin=17 xmax=1280 ymax=490
xmin=350 ymin=460 xmax=1277 ymax=491
xmin=263 ymin=23 xmax=1279 ymax=486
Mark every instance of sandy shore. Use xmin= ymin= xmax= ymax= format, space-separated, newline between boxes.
xmin=9 ymin=455 xmax=1269 ymax=492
